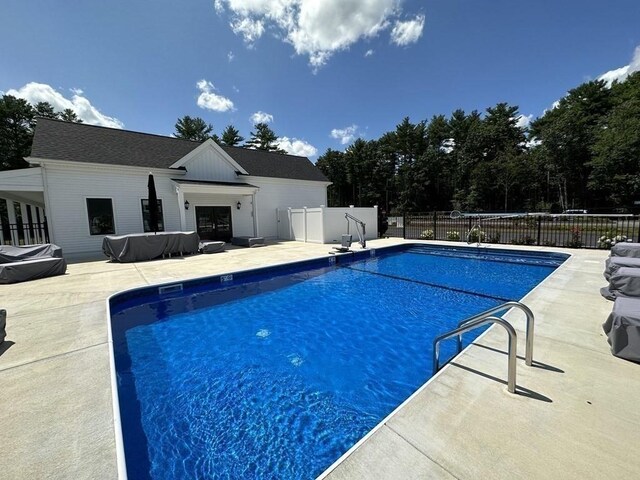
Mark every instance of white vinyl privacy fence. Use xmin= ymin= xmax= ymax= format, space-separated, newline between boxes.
xmin=277 ymin=207 xmax=378 ymax=244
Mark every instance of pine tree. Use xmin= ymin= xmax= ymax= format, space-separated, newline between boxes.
xmin=174 ymin=116 xmax=214 ymax=142
xmin=220 ymin=125 xmax=244 ymax=146
xmin=244 ymin=123 xmax=285 ymax=153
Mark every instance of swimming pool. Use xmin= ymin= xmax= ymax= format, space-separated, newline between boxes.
xmin=109 ymin=244 xmax=568 ymax=479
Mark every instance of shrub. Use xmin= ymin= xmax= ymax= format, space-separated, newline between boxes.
xmin=597 ymin=230 xmax=628 ymax=249
xmin=487 ymin=232 xmax=501 ymax=244
xmin=446 ymin=230 xmax=460 ymax=241
xmin=541 ymin=239 xmax=556 ymax=247
xmin=565 ymin=227 xmax=583 ymax=248
xmin=420 ymin=229 xmax=434 ymax=240
xmin=513 ymin=236 xmax=536 ymax=245
xmin=467 ymin=227 xmax=486 ymax=243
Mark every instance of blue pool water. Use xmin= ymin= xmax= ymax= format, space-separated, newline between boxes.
xmin=111 ymin=245 xmax=567 ymax=479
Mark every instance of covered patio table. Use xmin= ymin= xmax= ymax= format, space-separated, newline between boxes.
xmin=102 ymin=231 xmax=199 ymax=262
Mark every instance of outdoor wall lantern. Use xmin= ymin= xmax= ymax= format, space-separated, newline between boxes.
xmin=236 ymin=201 xmax=242 ymax=210
xmin=184 ymin=200 xmax=190 ymax=210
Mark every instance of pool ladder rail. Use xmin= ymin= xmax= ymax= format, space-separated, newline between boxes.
xmin=432 ymin=301 xmax=535 ymax=394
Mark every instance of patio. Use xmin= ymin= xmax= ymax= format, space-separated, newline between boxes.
xmin=0 ymin=239 xmax=638 ymax=479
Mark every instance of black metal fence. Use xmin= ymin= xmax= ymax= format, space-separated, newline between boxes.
xmin=402 ymin=212 xmax=640 ymax=249
xmin=0 ymin=221 xmax=50 ymax=246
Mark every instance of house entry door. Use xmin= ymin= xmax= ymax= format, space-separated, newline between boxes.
xmin=195 ymin=206 xmax=233 ymax=242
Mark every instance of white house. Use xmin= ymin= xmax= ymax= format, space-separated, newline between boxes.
xmin=0 ymin=118 xmax=332 ymax=259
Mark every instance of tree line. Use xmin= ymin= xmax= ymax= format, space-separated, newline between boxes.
xmin=316 ymin=72 xmax=640 ymax=214
xmin=0 ymin=97 xmax=287 ymax=171
xmin=173 ymin=115 xmax=285 ymax=153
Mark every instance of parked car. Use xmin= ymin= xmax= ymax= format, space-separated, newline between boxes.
xmin=564 ymin=209 xmax=588 ymax=214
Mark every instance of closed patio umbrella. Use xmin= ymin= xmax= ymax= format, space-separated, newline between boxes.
xmin=147 ymin=172 xmax=159 ymax=233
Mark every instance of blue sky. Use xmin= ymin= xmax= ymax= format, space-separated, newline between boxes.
xmin=1 ymin=0 xmax=639 ymax=159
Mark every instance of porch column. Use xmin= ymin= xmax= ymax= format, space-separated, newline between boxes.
xmin=176 ymin=187 xmax=186 ymax=231
xmin=252 ymin=192 xmax=258 ymax=237
xmin=6 ymin=199 xmax=17 ymax=245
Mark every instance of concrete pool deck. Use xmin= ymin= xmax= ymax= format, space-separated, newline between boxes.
xmin=0 ymin=239 xmax=638 ymax=479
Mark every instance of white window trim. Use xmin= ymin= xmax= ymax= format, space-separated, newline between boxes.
xmin=84 ymin=196 xmax=117 ymax=237
xmin=139 ymin=196 xmax=165 ymax=233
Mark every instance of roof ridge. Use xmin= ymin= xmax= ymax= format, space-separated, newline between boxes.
xmin=34 ymin=117 xmax=203 ymax=146
xmin=221 ymin=143 xmax=308 ymax=160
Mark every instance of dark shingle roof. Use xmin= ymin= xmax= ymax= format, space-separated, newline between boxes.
xmin=30 ymin=118 xmax=328 ymax=182
xmin=219 ymin=145 xmax=328 ymax=182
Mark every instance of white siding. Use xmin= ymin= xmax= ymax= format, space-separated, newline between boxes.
xmin=0 ymin=167 xmax=44 ymax=191
xmin=250 ymin=178 xmax=328 ymax=238
xmin=44 ymin=165 xmax=182 ymax=257
xmin=182 ymin=148 xmax=240 ymax=182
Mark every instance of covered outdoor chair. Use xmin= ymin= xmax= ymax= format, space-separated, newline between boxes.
xmin=603 ymin=296 xmax=640 ymax=363
xmin=604 ymin=256 xmax=640 ymax=281
xmin=611 ymin=242 xmax=640 ymax=258
xmin=0 ymin=244 xmax=67 ymax=284
xmin=601 ymin=267 xmax=640 ymax=300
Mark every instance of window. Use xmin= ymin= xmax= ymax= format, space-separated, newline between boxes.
xmin=141 ymin=199 xmax=164 ymax=232
xmin=87 ymin=198 xmax=115 ymax=235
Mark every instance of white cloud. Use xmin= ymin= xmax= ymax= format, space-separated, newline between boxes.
xmin=214 ymin=1 xmax=424 ymax=70
xmin=250 ymin=110 xmax=274 ymax=123
xmin=330 ymin=124 xmax=359 ymax=145
xmin=597 ymin=45 xmax=640 ymax=87
xmin=231 ymin=17 xmax=265 ymax=45
xmin=6 ymin=82 xmax=123 ymax=128
xmin=196 ymin=79 xmax=235 ymax=112
xmin=365 ymin=49 xmax=374 ymax=57
xmin=276 ymin=136 xmax=318 ymax=157
xmin=227 ymin=51 xmax=235 ymax=62
xmin=598 ymin=65 xmax=630 ymax=87
xmin=390 ymin=14 xmax=425 ymax=46
xmin=515 ymin=114 xmax=533 ymax=129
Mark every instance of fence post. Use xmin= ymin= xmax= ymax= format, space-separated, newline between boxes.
xmin=403 ymin=213 xmax=406 ymax=239
xmin=433 ymin=211 xmax=437 ymax=240
xmin=536 ymin=216 xmax=542 ymax=246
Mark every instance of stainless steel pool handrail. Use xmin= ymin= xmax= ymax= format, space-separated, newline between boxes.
xmin=456 ymin=301 xmax=535 ymax=366
xmin=433 ymin=316 xmax=518 ymax=394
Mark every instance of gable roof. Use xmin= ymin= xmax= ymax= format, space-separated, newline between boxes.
xmin=30 ymin=118 xmax=329 ymax=182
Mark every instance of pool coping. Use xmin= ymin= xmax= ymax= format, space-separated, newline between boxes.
xmin=105 ymin=242 xmax=572 ymax=479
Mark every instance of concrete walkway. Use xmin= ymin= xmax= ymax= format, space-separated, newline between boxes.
xmin=0 ymin=240 xmax=637 ymax=479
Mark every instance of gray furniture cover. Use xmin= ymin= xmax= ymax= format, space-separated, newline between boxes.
xmin=611 ymin=242 xmax=640 ymax=258
xmin=0 ymin=244 xmax=67 ymax=284
xmin=0 ymin=244 xmax=63 ymax=262
xmin=604 ymin=256 xmax=640 ymax=281
xmin=102 ymin=231 xmax=200 ymax=262
xmin=231 ymin=236 xmax=265 ymax=247
xmin=603 ymin=296 xmax=640 ymax=362
xmin=199 ymin=241 xmax=225 ymax=254
xmin=601 ymin=267 xmax=640 ymax=300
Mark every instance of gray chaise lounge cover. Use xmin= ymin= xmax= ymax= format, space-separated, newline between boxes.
xmin=611 ymin=242 xmax=640 ymax=258
xmin=102 ymin=231 xmax=200 ymax=262
xmin=603 ymin=296 xmax=640 ymax=363
xmin=0 ymin=244 xmax=67 ymax=284
xmin=0 ymin=244 xmax=62 ymax=262
xmin=199 ymin=241 xmax=225 ymax=254
xmin=601 ymin=267 xmax=640 ymax=300
xmin=231 ymin=236 xmax=265 ymax=247
xmin=604 ymin=256 xmax=640 ymax=280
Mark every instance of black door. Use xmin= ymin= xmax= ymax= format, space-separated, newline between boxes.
xmin=195 ymin=206 xmax=233 ymax=242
